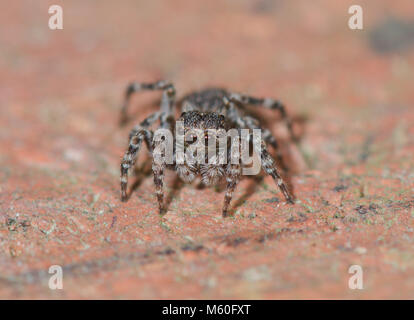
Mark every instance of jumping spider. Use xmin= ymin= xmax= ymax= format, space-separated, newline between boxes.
xmin=120 ymin=80 xmax=295 ymax=217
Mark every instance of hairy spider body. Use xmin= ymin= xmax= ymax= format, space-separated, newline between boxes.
xmin=120 ymin=80 xmax=295 ymax=217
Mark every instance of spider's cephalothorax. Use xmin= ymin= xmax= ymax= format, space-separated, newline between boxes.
xmin=120 ymin=80 xmax=295 ymax=217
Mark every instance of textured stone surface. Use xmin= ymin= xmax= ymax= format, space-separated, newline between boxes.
xmin=0 ymin=0 xmax=413 ymax=299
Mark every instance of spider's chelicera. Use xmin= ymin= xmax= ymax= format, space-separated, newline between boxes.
xmin=120 ymin=80 xmax=295 ymax=217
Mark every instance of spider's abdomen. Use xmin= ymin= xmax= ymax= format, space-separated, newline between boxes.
xmin=181 ymin=88 xmax=228 ymax=113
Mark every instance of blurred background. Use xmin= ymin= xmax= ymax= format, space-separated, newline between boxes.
xmin=0 ymin=0 xmax=413 ymax=299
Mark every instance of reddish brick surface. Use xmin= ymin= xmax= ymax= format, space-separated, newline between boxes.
xmin=1 ymin=0 xmax=413 ymax=299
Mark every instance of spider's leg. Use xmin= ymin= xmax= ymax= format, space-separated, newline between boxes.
xmin=222 ymin=164 xmax=241 ymax=217
xmin=228 ymin=92 xmax=296 ymax=142
xmin=120 ymin=80 xmax=176 ymax=125
xmin=152 ymin=139 xmax=166 ymax=214
xmin=120 ymin=128 xmax=153 ymax=201
xmin=120 ymin=113 xmax=161 ymax=201
xmin=239 ymin=115 xmax=279 ymax=150
xmin=254 ymin=137 xmax=294 ymax=203
xmin=240 ymin=115 xmax=290 ymax=172
xmin=223 ymin=97 xmax=286 ymax=170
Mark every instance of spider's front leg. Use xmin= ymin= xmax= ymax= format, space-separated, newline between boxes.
xmin=254 ymin=137 xmax=295 ymax=204
xmin=152 ymin=139 xmax=167 ymax=214
xmin=120 ymin=112 xmax=161 ymax=201
xmin=222 ymin=164 xmax=241 ymax=217
xmin=120 ymin=80 xmax=176 ymax=125
xmin=120 ymin=128 xmax=154 ymax=201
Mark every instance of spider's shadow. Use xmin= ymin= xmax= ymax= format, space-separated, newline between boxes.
xmin=220 ymin=173 xmax=295 ymax=217
xmin=126 ymin=162 xmax=295 ymax=216
xmin=229 ymin=175 xmax=264 ymax=215
xmin=125 ymin=159 xmax=152 ymax=201
xmin=164 ymin=175 xmax=184 ymax=213
xmin=193 ymin=172 xmax=293 ymax=217
xmin=202 ymin=175 xmax=265 ymax=216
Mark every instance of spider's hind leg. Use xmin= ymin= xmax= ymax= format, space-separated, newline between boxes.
xmin=228 ymin=92 xmax=296 ymax=142
xmin=223 ymin=97 xmax=288 ymax=171
xmin=120 ymin=80 xmax=176 ymax=125
xmin=238 ymin=113 xmax=285 ymax=156
xmin=223 ymin=96 xmax=294 ymax=204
